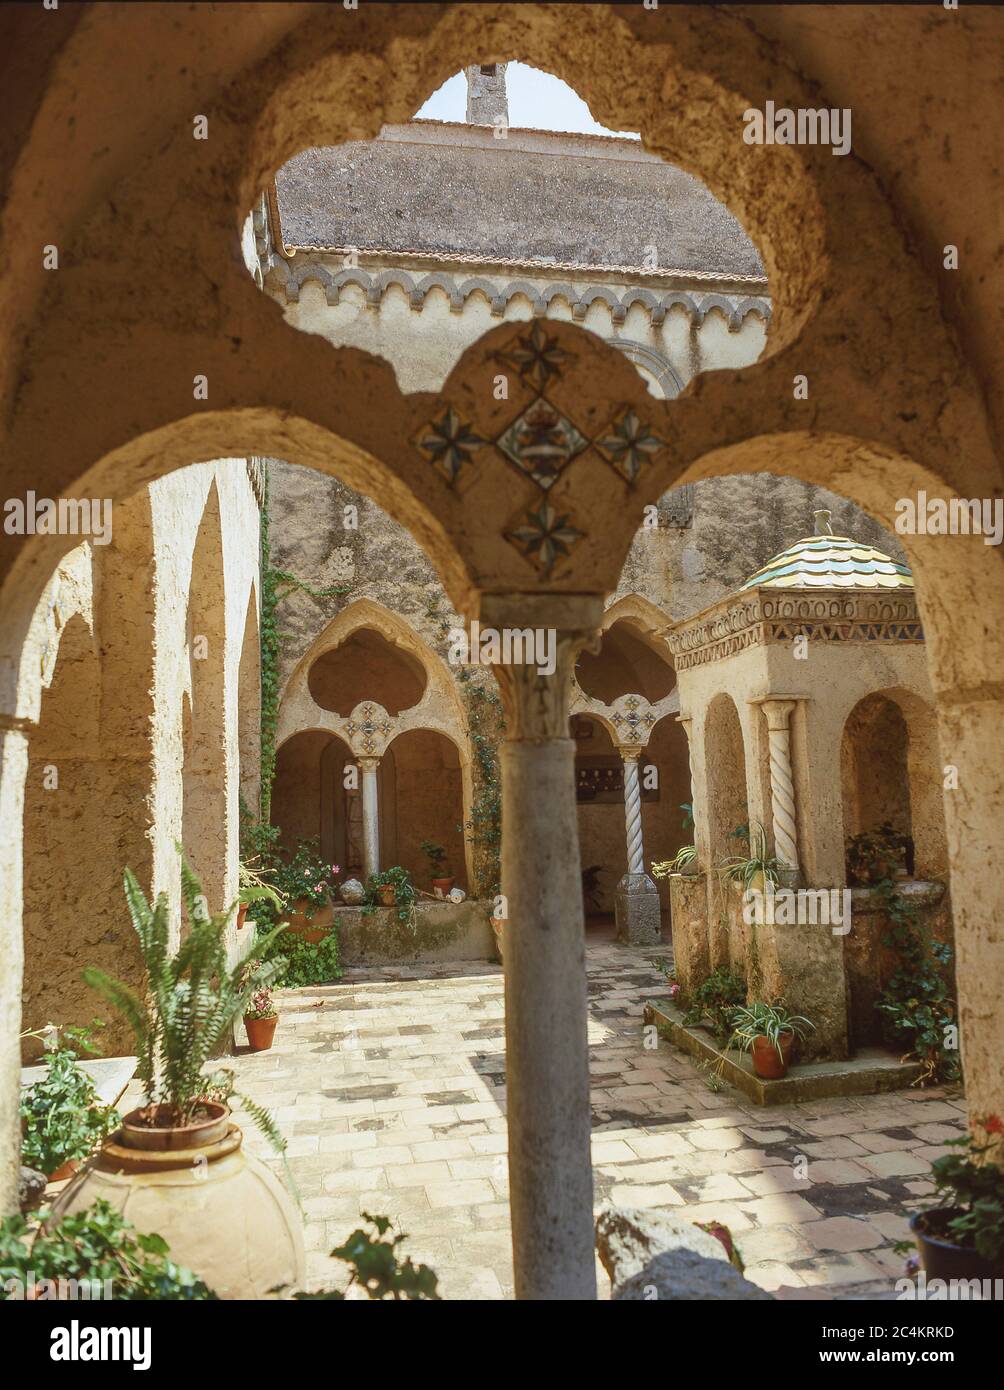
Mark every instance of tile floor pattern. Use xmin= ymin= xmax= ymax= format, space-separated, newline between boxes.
xmin=218 ymin=943 xmax=966 ymax=1299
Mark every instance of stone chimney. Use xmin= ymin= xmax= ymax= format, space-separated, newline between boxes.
xmin=465 ymin=63 xmax=509 ymax=126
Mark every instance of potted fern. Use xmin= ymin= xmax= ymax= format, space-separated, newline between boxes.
xmin=47 ymin=849 xmax=306 ymax=1300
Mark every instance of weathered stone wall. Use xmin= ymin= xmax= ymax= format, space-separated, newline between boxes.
xmin=19 ymin=461 xmax=260 ymax=1059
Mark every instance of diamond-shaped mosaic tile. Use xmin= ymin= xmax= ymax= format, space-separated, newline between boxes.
xmin=414 ymin=406 xmax=487 ymax=487
xmin=504 ymin=499 xmax=585 ymax=577
xmin=595 ymin=407 xmax=667 ymax=484
xmin=496 ymin=397 xmax=589 ymax=491
xmin=492 ymin=320 xmax=577 ymax=392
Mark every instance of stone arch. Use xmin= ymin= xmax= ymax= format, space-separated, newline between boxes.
xmin=307 ymin=628 xmax=427 ymax=717
xmin=22 ymin=489 xmax=158 ymax=1056
xmin=181 ymin=483 xmax=229 ymax=916
xmin=840 ymin=686 xmax=948 ymax=883
xmin=2 ymin=4 xmax=1003 ymax=1262
xmin=383 ymin=727 xmax=467 ymax=893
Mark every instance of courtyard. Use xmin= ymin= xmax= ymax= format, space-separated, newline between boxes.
xmin=3 ymin=4 xmax=1002 ymax=1320
xmin=213 ymin=939 xmax=965 ymax=1300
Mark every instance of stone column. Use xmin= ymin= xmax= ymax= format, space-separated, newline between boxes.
xmin=485 ymin=592 xmax=600 ymax=1302
xmin=758 ymin=698 xmax=799 ymax=871
xmin=359 ymin=756 xmax=381 ymax=879
xmin=614 ymin=747 xmax=661 ymax=944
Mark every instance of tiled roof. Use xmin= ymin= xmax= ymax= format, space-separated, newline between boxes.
xmin=740 ymin=535 xmax=914 ymax=591
xmin=277 ymin=240 xmax=767 ymax=286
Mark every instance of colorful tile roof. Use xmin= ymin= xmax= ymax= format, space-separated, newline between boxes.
xmin=740 ymin=534 xmax=914 ymax=590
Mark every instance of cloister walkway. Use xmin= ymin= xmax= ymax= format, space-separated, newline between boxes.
xmin=211 ymin=944 xmax=965 ymax=1299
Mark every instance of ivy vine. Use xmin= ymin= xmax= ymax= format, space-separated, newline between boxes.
xmin=874 ymin=879 xmax=959 ymax=1084
xmin=423 ymin=599 xmax=505 ymax=899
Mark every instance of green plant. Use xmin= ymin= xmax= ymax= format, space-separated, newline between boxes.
xmin=652 ymin=844 xmax=697 ymax=877
xmin=365 ymin=866 xmax=418 ymax=926
xmin=19 ymin=1024 xmax=120 ymax=1177
xmin=239 ymin=961 xmax=277 ymax=1020
xmin=263 ymin=838 xmax=339 ymax=919
xmin=845 ymin=820 xmax=909 ymax=886
xmin=0 ymin=1199 xmax=217 ymax=1300
xmin=918 ymin=1114 xmax=1004 ymax=1263
xmin=728 ymin=1001 xmax=815 ymax=1060
xmin=873 ymin=880 xmax=959 ymax=1083
xmin=718 ymin=821 xmax=781 ymax=890
xmin=461 ymin=679 xmax=504 ymax=897
xmin=680 ymin=802 xmax=695 ymax=832
xmin=682 ymin=966 xmax=747 ymax=1042
xmin=293 ymin=1213 xmax=439 ymax=1300
xmin=420 ymin=840 xmax=449 ymax=877
xmin=82 ymin=849 xmax=287 ymax=1156
xmin=259 ymin=925 xmax=342 ymax=988
xmin=238 ymin=862 xmax=284 ymax=911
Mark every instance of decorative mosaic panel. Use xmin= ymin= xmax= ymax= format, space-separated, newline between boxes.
xmin=595 ymin=407 xmax=667 ymax=484
xmin=492 ymin=320 xmax=577 ymax=391
xmin=414 ymin=406 xmax=487 ymax=488
xmin=504 ymin=500 xmax=584 ymax=577
xmin=496 ymin=397 xmax=589 ymax=490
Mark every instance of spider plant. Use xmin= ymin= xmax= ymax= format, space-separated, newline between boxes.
xmin=83 ymin=847 xmax=288 ymax=1149
xmin=718 ymin=821 xmax=781 ymax=890
xmin=652 ymin=844 xmax=698 ymax=877
xmin=728 ymin=1002 xmax=815 ymax=1060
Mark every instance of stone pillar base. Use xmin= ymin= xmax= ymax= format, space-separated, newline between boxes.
xmin=615 ymin=873 xmax=662 ymax=945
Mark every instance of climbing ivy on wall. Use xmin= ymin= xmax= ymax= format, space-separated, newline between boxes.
xmin=424 ymin=599 xmax=505 ymax=898
xmin=258 ymin=461 xmax=349 ymax=822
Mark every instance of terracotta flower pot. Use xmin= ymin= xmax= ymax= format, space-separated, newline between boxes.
xmin=910 ymin=1210 xmax=1004 ymax=1282
xmin=432 ymin=877 xmax=455 ymax=896
xmin=377 ymin=884 xmax=397 ymax=907
xmin=287 ymin=895 xmax=335 ymax=944
xmin=48 ymin=1158 xmax=79 ymax=1183
xmin=244 ymin=1014 xmax=278 ymax=1052
xmin=750 ymin=1031 xmax=794 ymax=1080
xmin=236 ymin=903 xmax=249 ymax=929
xmin=120 ymin=1101 xmax=230 ymax=1152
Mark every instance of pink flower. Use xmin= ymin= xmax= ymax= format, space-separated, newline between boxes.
xmin=332 ymin=864 xmax=340 ymax=875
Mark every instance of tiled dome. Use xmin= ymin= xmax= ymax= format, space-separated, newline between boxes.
xmin=740 ymin=512 xmax=913 ymax=591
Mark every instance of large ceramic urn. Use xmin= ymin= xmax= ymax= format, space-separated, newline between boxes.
xmin=48 ymin=1105 xmax=305 ymax=1299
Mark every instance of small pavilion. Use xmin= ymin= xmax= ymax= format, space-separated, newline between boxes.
xmin=664 ymin=511 xmax=950 ymax=1059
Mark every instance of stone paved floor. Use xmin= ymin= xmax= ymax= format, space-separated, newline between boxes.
xmin=224 ymin=938 xmax=966 ymax=1300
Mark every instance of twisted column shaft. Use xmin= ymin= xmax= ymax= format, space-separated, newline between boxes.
xmin=621 ymin=750 xmax=645 ymax=875
xmin=760 ymin=700 xmax=798 ymax=871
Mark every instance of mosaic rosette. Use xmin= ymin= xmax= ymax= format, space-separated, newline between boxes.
xmin=492 ymin=320 xmax=577 ymax=392
xmin=414 ymin=406 xmax=488 ymax=488
xmin=504 ymin=499 xmax=585 ymax=577
xmin=595 ymin=407 xmax=667 ymax=484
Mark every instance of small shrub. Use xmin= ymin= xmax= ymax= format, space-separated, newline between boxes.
xmin=0 ymin=1198 xmax=217 ymax=1300
xmin=683 ymin=966 xmax=747 ymax=1043
xmin=19 ymin=1025 xmax=120 ymax=1178
xmin=261 ymin=927 xmax=342 ymax=988
xmin=294 ymin=1213 xmax=439 ymax=1300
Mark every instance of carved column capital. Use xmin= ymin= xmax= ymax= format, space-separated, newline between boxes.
xmin=479 ymin=593 xmax=604 ymax=743
xmin=357 ymin=754 xmax=381 ymax=772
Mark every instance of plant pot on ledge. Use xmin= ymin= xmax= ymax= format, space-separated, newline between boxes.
xmin=377 ymin=884 xmax=397 ymax=907
xmin=287 ymin=895 xmax=336 ymax=943
xmin=432 ymin=877 xmax=456 ymax=897
xmin=751 ymin=1031 xmax=793 ymax=1080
